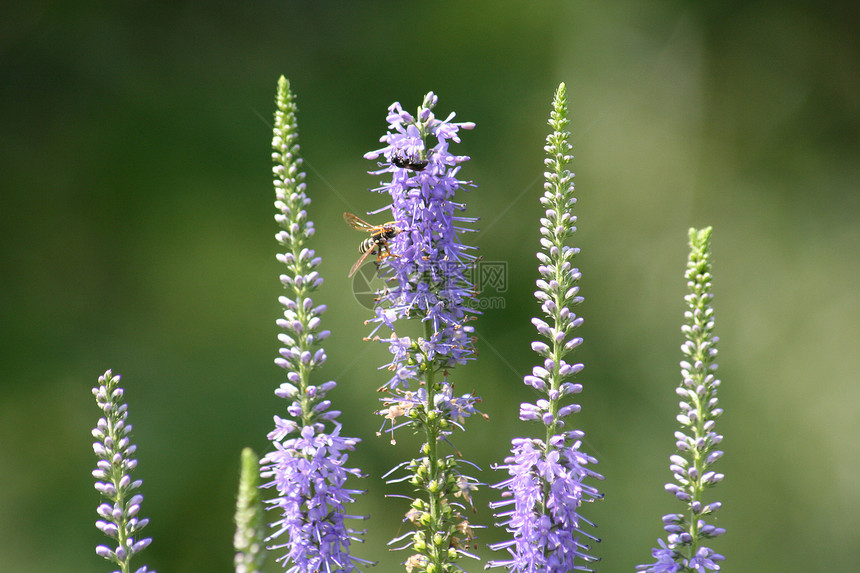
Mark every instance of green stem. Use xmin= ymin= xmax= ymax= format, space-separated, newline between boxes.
xmin=422 ymin=319 xmax=445 ymax=570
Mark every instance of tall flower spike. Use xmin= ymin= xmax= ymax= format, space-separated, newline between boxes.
xmin=234 ymin=448 xmax=267 ymax=573
xmin=364 ymin=90 xmax=480 ymax=383
xmin=488 ymin=83 xmax=603 ymax=572
xmin=364 ymin=93 xmax=483 ymax=573
xmin=636 ymin=227 xmax=726 ymax=573
xmin=260 ymin=76 xmax=370 ymax=573
xmin=91 ymin=369 xmax=155 ymax=573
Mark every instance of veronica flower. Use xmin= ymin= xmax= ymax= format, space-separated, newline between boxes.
xmin=234 ymin=448 xmax=266 ymax=573
xmin=91 ymin=369 xmax=155 ymax=573
xmin=364 ymin=92 xmax=483 ymax=572
xmin=636 ymin=227 xmax=726 ymax=573
xmin=260 ymin=76 xmax=370 ymax=573
xmin=364 ymin=92 xmax=479 ymax=381
xmin=488 ymin=83 xmax=603 ymax=572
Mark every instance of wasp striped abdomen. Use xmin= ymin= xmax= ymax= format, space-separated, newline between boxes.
xmin=343 ymin=212 xmax=400 ymax=277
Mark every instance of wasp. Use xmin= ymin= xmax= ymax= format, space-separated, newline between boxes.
xmin=391 ymin=149 xmax=429 ymax=172
xmin=343 ymin=212 xmax=400 ymax=277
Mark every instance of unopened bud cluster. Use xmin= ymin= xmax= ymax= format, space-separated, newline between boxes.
xmin=91 ymin=369 xmax=154 ymax=573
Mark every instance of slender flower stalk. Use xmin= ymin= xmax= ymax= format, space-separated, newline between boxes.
xmin=488 ymin=83 xmax=603 ymax=572
xmin=636 ymin=227 xmax=726 ymax=573
xmin=260 ymin=76 xmax=370 ymax=573
xmin=91 ymin=369 xmax=155 ymax=573
xmin=364 ymin=93 xmax=483 ymax=573
xmin=234 ymin=448 xmax=267 ymax=573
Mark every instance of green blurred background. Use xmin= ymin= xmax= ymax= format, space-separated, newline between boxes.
xmin=2 ymin=1 xmax=858 ymax=571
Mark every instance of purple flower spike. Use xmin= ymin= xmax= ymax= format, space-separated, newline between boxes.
xmin=489 ymin=83 xmax=603 ymax=572
xmin=365 ymin=92 xmax=479 ymax=386
xmin=91 ymin=370 xmax=155 ymax=573
xmin=364 ymin=93 xmax=483 ymax=573
xmin=260 ymin=76 xmax=369 ymax=573
xmin=636 ymin=228 xmax=726 ymax=573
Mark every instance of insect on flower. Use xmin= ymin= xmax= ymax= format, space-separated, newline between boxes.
xmin=391 ymin=149 xmax=429 ymax=172
xmin=344 ymin=212 xmax=400 ymax=277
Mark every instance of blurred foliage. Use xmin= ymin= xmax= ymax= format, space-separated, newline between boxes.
xmin=1 ymin=1 xmax=858 ymax=571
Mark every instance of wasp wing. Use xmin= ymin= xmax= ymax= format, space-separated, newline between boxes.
xmin=343 ymin=212 xmax=375 ymax=231
xmin=348 ymin=246 xmax=375 ymax=278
